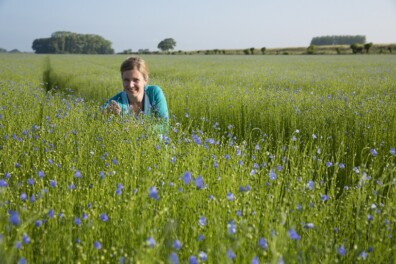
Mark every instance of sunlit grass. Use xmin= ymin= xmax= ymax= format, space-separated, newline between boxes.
xmin=0 ymin=54 xmax=395 ymax=263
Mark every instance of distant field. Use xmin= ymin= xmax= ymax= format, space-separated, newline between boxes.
xmin=0 ymin=54 xmax=395 ymax=263
xmin=149 ymin=43 xmax=396 ymax=55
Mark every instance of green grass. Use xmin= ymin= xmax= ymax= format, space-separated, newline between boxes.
xmin=0 ymin=54 xmax=395 ymax=263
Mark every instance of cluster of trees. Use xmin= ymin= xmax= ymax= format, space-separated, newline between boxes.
xmin=243 ymin=47 xmax=266 ymax=55
xmin=157 ymin=38 xmax=176 ymax=52
xmin=32 ymin=31 xmax=114 ymax=54
xmin=310 ymin=35 xmax=366 ymax=46
xmin=350 ymin=42 xmax=373 ymax=54
xmin=0 ymin=48 xmax=21 ymax=53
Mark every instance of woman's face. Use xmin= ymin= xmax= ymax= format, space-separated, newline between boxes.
xmin=122 ymin=69 xmax=146 ymax=100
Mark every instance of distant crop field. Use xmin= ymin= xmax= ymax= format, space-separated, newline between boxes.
xmin=0 ymin=54 xmax=395 ymax=263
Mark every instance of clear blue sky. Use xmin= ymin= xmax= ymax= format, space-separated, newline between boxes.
xmin=1 ymin=0 xmax=395 ymax=52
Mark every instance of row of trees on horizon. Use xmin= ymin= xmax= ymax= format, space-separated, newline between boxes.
xmin=31 ymin=31 xmax=114 ymax=54
xmin=310 ymin=35 xmax=367 ymax=46
xmin=2 ymin=32 xmax=394 ymax=55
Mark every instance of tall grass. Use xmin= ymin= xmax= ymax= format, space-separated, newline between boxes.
xmin=0 ymin=54 xmax=395 ymax=263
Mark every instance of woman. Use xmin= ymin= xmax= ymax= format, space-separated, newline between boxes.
xmin=101 ymin=57 xmax=169 ymax=132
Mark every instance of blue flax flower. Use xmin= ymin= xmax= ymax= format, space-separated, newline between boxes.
xmin=15 ymin=241 xmax=22 ymax=249
xmin=228 ymin=220 xmax=237 ymax=234
xmin=321 ymin=194 xmax=329 ymax=201
xmin=74 ymin=217 xmax=81 ymax=226
xmin=199 ymin=251 xmax=207 ymax=261
xmin=94 ymin=241 xmax=102 ymax=249
xmin=169 ymin=252 xmax=179 ymax=264
xmin=304 ymin=223 xmax=314 ymax=229
xmin=50 ymin=180 xmax=57 ymax=188
xmin=359 ymin=251 xmax=368 ymax=260
xmin=147 ymin=237 xmax=156 ymax=247
xmin=198 ymin=216 xmax=207 ymax=226
xmin=75 ymin=170 xmax=82 ymax=178
xmin=18 ymin=257 xmax=27 ymax=264
xmin=227 ymin=192 xmax=235 ymax=201
xmin=35 ymin=220 xmax=43 ymax=227
xmin=149 ymin=187 xmax=159 ymax=200
xmin=100 ymin=213 xmax=109 ymax=222
xmin=307 ymin=180 xmax=314 ymax=190
xmin=38 ymin=170 xmax=45 ymax=178
xmin=227 ymin=249 xmax=236 ymax=260
xmin=258 ymin=237 xmax=268 ymax=250
xmin=390 ymin=147 xmax=395 ymax=155
xmin=0 ymin=179 xmax=8 ymax=187
xmin=9 ymin=211 xmax=20 ymax=225
xmin=370 ymin=149 xmax=378 ymax=157
xmin=183 ymin=171 xmax=192 ymax=185
xmin=189 ymin=256 xmax=198 ymax=264
xmin=22 ymin=233 xmax=30 ymax=244
xmin=269 ymin=170 xmax=276 ymax=180
xmin=252 ymin=256 xmax=260 ymax=264
xmin=173 ymin=239 xmax=182 ymax=250
xmin=337 ymin=245 xmax=346 ymax=256
xmin=48 ymin=209 xmax=55 ymax=218
xmin=195 ymin=175 xmax=204 ymax=189
xmin=288 ymin=229 xmax=301 ymax=240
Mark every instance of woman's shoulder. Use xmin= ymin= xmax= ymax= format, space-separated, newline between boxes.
xmin=145 ymin=85 xmax=163 ymax=94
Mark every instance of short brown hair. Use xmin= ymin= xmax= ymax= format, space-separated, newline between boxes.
xmin=120 ymin=57 xmax=149 ymax=81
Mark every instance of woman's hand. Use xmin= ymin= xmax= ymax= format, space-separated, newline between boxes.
xmin=107 ymin=100 xmax=121 ymax=115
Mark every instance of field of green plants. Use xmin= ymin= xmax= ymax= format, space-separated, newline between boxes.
xmin=0 ymin=54 xmax=395 ymax=263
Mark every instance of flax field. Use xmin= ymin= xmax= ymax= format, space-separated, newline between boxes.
xmin=0 ymin=54 xmax=395 ymax=263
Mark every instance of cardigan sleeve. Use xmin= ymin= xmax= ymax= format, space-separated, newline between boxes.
xmin=147 ymin=86 xmax=169 ymax=120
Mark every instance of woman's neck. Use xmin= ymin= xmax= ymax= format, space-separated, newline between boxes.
xmin=127 ymin=94 xmax=143 ymax=115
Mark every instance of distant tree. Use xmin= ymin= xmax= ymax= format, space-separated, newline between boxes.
xmin=260 ymin=47 xmax=266 ymax=54
xmin=243 ymin=49 xmax=250 ymax=55
xmin=306 ymin=45 xmax=316 ymax=55
xmin=120 ymin=49 xmax=133 ymax=54
xmin=311 ymin=35 xmax=366 ymax=46
xmin=157 ymin=38 xmax=176 ymax=52
xmin=138 ymin=49 xmax=150 ymax=54
xmin=250 ymin=47 xmax=255 ymax=54
xmin=388 ymin=46 xmax=392 ymax=54
xmin=364 ymin=42 xmax=373 ymax=53
xmin=350 ymin=43 xmax=364 ymax=54
xmin=0 ymin=48 xmax=7 ymax=53
xmin=32 ymin=31 xmax=114 ymax=54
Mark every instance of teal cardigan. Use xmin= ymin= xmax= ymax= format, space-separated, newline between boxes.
xmin=101 ymin=85 xmax=169 ymax=134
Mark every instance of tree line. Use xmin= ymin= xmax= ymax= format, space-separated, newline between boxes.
xmin=32 ymin=31 xmax=114 ymax=54
xmin=310 ymin=35 xmax=366 ymax=46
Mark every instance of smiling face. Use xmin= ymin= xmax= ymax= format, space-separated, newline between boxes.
xmin=122 ymin=69 xmax=146 ymax=103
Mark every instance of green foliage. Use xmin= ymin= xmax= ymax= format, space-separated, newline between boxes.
xmin=120 ymin=49 xmax=133 ymax=54
xmin=32 ymin=31 xmax=114 ymax=54
xmin=261 ymin=47 xmax=266 ymax=54
xmin=0 ymin=54 xmax=395 ymax=263
xmin=250 ymin=47 xmax=255 ymax=54
xmin=350 ymin=43 xmax=364 ymax=54
xmin=311 ymin=35 xmax=366 ymax=46
xmin=306 ymin=45 xmax=316 ymax=55
xmin=364 ymin=42 xmax=373 ymax=53
xmin=157 ymin=38 xmax=176 ymax=52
